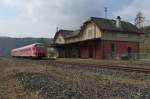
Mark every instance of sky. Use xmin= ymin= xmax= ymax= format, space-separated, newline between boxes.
xmin=0 ymin=0 xmax=149 ymax=38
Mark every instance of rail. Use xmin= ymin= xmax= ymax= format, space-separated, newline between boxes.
xmin=47 ymin=60 xmax=150 ymax=74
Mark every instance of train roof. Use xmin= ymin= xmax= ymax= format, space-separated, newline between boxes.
xmin=11 ymin=43 xmax=44 ymax=51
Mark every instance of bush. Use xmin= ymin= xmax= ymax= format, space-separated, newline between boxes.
xmin=120 ymin=55 xmax=130 ymax=60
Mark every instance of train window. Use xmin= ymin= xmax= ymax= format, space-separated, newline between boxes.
xmin=35 ymin=44 xmax=46 ymax=51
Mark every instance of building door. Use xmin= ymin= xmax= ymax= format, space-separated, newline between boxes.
xmin=78 ymin=48 xmax=81 ymax=58
xmin=111 ymin=43 xmax=116 ymax=58
xmin=127 ymin=47 xmax=132 ymax=58
xmin=88 ymin=46 xmax=93 ymax=58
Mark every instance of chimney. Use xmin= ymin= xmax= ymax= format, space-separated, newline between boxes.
xmin=116 ymin=16 xmax=121 ymax=28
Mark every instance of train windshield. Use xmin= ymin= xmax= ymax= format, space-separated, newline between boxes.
xmin=35 ymin=44 xmax=46 ymax=51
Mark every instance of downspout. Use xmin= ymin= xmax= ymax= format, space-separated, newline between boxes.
xmin=102 ymin=31 xmax=105 ymax=59
xmin=94 ymin=25 xmax=97 ymax=59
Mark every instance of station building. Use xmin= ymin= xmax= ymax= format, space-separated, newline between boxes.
xmin=53 ymin=16 xmax=145 ymax=59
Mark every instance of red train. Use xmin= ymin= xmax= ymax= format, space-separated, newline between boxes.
xmin=11 ymin=43 xmax=48 ymax=59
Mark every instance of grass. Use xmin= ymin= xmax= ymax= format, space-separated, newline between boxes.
xmin=0 ymin=57 xmax=150 ymax=98
xmin=0 ymin=58 xmax=42 ymax=99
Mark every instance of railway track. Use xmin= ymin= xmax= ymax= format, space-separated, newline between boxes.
xmin=13 ymin=58 xmax=150 ymax=74
xmin=46 ymin=60 xmax=150 ymax=74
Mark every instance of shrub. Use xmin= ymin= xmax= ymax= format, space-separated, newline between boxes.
xmin=120 ymin=55 xmax=130 ymax=60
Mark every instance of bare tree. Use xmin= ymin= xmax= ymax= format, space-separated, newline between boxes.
xmin=135 ymin=12 xmax=145 ymax=28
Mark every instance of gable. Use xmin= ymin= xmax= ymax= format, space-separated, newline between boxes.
xmin=82 ymin=22 xmax=102 ymax=40
xmin=55 ymin=33 xmax=65 ymax=44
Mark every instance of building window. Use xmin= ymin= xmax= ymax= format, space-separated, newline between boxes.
xmin=87 ymin=28 xmax=93 ymax=37
xmin=59 ymin=38 xmax=62 ymax=42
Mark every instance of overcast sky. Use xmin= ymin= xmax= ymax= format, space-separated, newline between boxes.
xmin=0 ymin=0 xmax=149 ymax=38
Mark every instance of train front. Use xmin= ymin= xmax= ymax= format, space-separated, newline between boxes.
xmin=33 ymin=44 xmax=48 ymax=59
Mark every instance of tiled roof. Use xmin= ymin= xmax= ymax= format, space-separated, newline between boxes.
xmin=55 ymin=17 xmax=143 ymax=39
xmin=65 ymin=30 xmax=80 ymax=38
xmin=91 ymin=17 xmax=143 ymax=33
xmin=58 ymin=30 xmax=74 ymax=37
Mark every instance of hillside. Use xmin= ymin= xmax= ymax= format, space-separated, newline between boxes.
xmin=0 ymin=37 xmax=53 ymax=56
